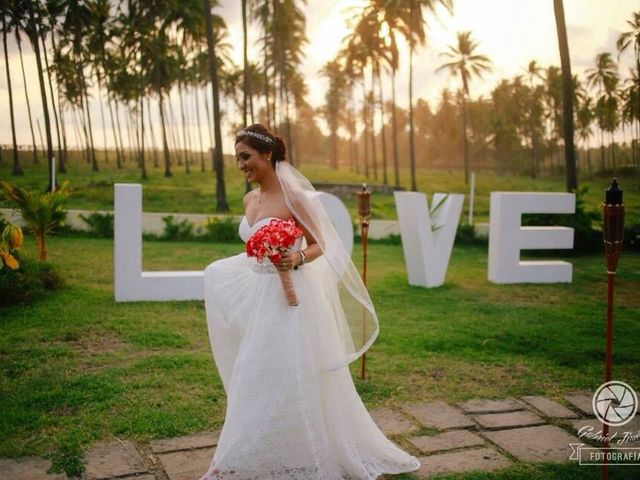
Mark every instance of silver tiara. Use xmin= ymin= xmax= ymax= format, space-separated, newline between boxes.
xmin=237 ymin=129 xmax=275 ymax=144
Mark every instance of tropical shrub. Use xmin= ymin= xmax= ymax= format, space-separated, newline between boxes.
xmin=1 ymin=181 xmax=71 ymax=261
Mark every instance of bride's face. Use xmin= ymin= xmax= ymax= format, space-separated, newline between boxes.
xmin=235 ymin=141 xmax=272 ymax=183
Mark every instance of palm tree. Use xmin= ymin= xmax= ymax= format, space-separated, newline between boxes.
xmin=524 ymin=60 xmax=545 ymax=178
xmin=617 ymin=11 xmax=640 ymax=166
xmin=86 ymin=0 xmax=114 ymax=165
xmin=42 ymin=0 xmax=68 ymax=172
xmin=437 ymin=30 xmax=491 ymax=184
xmin=1 ymin=3 xmax=23 ymax=175
xmin=59 ymin=0 xmax=98 ymax=173
xmin=320 ymin=60 xmax=348 ymax=169
xmin=553 ymin=0 xmax=578 ymax=192
xmin=24 ymin=1 xmax=57 ymax=187
xmin=204 ymin=0 xmax=229 ymax=212
xmin=15 ymin=28 xmax=38 ymax=165
xmin=576 ymin=94 xmax=594 ymax=173
xmin=380 ymin=0 xmax=453 ymax=191
xmin=620 ymin=68 xmax=639 ymax=169
xmin=544 ymin=65 xmax=563 ymax=173
xmin=586 ymin=52 xmax=619 ymax=172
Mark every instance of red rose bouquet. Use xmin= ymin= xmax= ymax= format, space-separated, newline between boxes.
xmin=246 ymin=218 xmax=304 ymax=306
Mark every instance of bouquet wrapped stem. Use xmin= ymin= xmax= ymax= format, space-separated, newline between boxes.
xmin=277 ymin=265 xmax=299 ymax=306
xmin=246 ymin=218 xmax=304 ymax=307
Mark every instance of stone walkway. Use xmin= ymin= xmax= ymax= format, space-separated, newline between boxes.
xmin=3 ymin=390 xmax=639 ymax=480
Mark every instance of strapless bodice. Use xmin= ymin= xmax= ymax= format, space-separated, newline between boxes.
xmin=239 ymin=215 xmax=304 ymax=251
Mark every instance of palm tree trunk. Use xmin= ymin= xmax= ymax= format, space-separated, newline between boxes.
xmin=37 ymin=119 xmax=45 ymax=154
xmin=70 ymin=107 xmax=84 ymax=156
xmin=80 ymin=74 xmax=98 ymax=172
xmin=115 ymin=101 xmax=127 ymax=164
xmin=369 ymin=69 xmax=378 ymax=181
xmin=284 ymin=86 xmax=294 ymax=166
xmin=50 ymin=29 xmax=68 ymax=169
xmin=3 ymin=15 xmax=23 ymax=176
xmin=242 ymin=0 xmax=249 ymax=126
xmin=40 ymin=30 xmax=63 ymax=171
xmin=376 ymin=65 xmax=388 ymax=185
xmin=348 ymin=91 xmax=355 ymax=173
xmin=16 ymin=33 xmax=38 ymax=165
xmin=553 ymin=0 xmax=578 ymax=192
xmin=29 ymin=8 xmax=56 ymax=188
xmin=408 ymin=44 xmax=417 ymax=191
xmin=146 ymin=97 xmax=158 ymax=168
xmin=204 ymin=0 xmax=229 ymax=212
xmin=264 ymin=67 xmax=271 ymax=130
xmin=107 ymin=94 xmax=122 ymax=169
xmin=158 ymin=95 xmax=172 ymax=177
xmin=202 ymin=87 xmax=214 ymax=168
xmin=178 ymin=82 xmax=190 ymax=173
xmin=167 ymin=98 xmax=182 ymax=165
xmin=139 ymin=96 xmax=147 ymax=179
xmin=125 ymin=106 xmax=134 ymax=162
xmin=361 ymin=73 xmax=369 ymax=178
xmin=95 ymin=73 xmax=109 ymax=163
xmin=462 ymin=95 xmax=469 ymax=184
xmin=58 ymin=92 xmax=69 ymax=169
xmin=391 ymin=69 xmax=400 ymax=188
xmin=610 ymin=133 xmax=616 ymax=172
xmin=600 ymin=128 xmax=605 ymax=172
xmin=192 ymin=87 xmax=205 ymax=172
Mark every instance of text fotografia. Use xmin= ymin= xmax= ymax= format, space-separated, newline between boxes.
xmin=578 ymin=425 xmax=640 ymax=445
xmin=570 ymin=445 xmax=640 ymax=466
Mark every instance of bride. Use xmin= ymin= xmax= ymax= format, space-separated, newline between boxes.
xmin=199 ymin=123 xmax=420 ymax=479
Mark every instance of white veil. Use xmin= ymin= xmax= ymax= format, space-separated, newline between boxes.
xmin=275 ymin=160 xmax=379 ymax=372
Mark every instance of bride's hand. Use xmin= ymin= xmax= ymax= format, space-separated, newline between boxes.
xmin=273 ymin=251 xmax=300 ymax=271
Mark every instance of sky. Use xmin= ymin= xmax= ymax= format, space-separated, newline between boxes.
xmin=0 ymin=0 xmax=638 ymax=149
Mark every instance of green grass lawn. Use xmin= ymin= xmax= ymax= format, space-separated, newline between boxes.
xmin=1 ymin=234 xmax=639 ymax=479
xmin=2 ymin=150 xmax=639 ymax=225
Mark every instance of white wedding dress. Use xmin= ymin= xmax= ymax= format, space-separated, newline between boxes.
xmin=198 ymin=215 xmax=421 ymax=480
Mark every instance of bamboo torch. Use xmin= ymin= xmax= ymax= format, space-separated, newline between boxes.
xmin=357 ymin=183 xmax=371 ymax=380
xmin=601 ymin=178 xmax=624 ymax=480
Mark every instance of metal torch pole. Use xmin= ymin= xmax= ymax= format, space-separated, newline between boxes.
xmin=601 ymin=178 xmax=624 ymax=480
xmin=358 ymin=183 xmax=371 ymax=380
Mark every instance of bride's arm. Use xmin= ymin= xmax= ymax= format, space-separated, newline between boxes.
xmin=294 ymin=218 xmax=322 ymax=265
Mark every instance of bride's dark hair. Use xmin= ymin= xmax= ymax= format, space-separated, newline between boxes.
xmin=235 ymin=123 xmax=287 ymax=168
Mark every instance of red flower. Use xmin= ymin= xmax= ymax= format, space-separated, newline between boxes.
xmin=246 ymin=218 xmax=303 ymax=264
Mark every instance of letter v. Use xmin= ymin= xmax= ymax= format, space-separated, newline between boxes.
xmin=394 ymin=191 xmax=464 ymax=288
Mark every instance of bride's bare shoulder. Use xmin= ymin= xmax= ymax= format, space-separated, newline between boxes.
xmin=243 ymin=189 xmax=256 ymax=209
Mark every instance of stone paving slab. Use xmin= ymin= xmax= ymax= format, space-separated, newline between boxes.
xmin=564 ymin=391 xmax=595 ymax=416
xmin=472 ymin=410 xmax=545 ymax=430
xmin=83 ymin=440 xmax=148 ymax=479
xmin=159 ymin=446 xmax=215 ymax=480
xmin=408 ymin=430 xmax=485 ymax=455
xmin=399 ymin=401 xmax=475 ymax=430
xmin=0 ymin=457 xmax=67 ymax=480
xmin=521 ymin=395 xmax=579 ymax=419
xmin=416 ymin=447 xmax=511 ymax=477
xmin=150 ymin=430 xmax=221 ymax=454
xmin=458 ymin=397 xmax=523 ymax=414
xmin=369 ymin=407 xmax=418 ymax=435
xmin=483 ymin=424 xmax=582 ymax=463
xmin=570 ymin=417 xmax=640 ymax=447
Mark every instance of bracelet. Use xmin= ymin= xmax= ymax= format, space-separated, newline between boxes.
xmin=293 ymin=250 xmax=306 ymax=270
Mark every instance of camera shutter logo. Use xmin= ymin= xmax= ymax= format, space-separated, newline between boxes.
xmin=592 ymin=381 xmax=638 ymax=427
